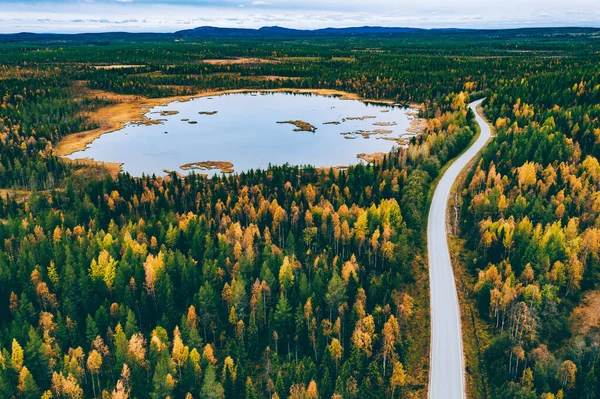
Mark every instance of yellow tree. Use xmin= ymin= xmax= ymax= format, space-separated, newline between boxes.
xmin=111 ymin=380 xmax=129 ymax=399
xmin=517 ymin=162 xmax=537 ymax=189
xmin=172 ymin=326 xmax=190 ymax=379
xmin=392 ymin=292 xmax=413 ymax=323
xmin=202 ymin=344 xmax=217 ymax=366
xmin=144 ymin=252 xmax=165 ymax=297
xmin=371 ymin=228 xmax=381 ymax=266
xmin=11 ymin=338 xmax=24 ymax=371
xmin=51 ymin=372 xmax=84 ymax=399
xmin=341 ymin=255 xmax=359 ymax=284
xmin=451 ymin=91 xmax=468 ymax=110
xmin=566 ymin=254 xmax=583 ymax=295
xmin=557 ymin=360 xmax=577 ymax=389
xmin=189 ymin=348 xmax=202 ymax=384
xmin=351 ymin=315 xmax=375 ymax=357
xmin=354 ymin=211 xmax=368 ymax=255
xmin=382 ymin=315 xmax=400 ymax=376
xmin=306 ymin=380 xmax=319 ymax=399
xmin=390 ymin=360 xmax=406 ymax=398
xmin=222 ymin=356 xmax=237 ymax=381
xmin=89 ymin=250 xmax=118 ymax=290
xmin=87 ymin=350 xmax=103 ymax=398
xmin=278 ymin=256 xmax=295 ymax=295
xmin=128 ymin=333 xmax=147 ymax=365
xmin=328 ymin=338 xmax=343 ymax=373
xmin=64 ymin=347 xmax=85 ymax=382
xmin=521 ymin=368 xmax=534 ymax=391
xmin=304 ymin=298 xmax=318 ymax=360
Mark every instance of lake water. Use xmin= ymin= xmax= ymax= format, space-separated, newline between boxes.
xmin=67 ymin=92 xmax=420 ymax=176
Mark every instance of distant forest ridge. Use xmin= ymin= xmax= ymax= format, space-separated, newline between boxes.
xmin=1 ymin=26 xmax=600 ymax=42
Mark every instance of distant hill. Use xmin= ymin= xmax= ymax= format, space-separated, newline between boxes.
xmin=173 ymin=26 xmax=426 ymax=37
xmin=0 ymin=26 xmax=598 ymax=43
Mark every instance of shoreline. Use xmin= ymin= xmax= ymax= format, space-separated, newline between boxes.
xmin=55 ymin=86 xmax=426 ymax=176
xmin=62 ymin=158 xmax=124 ymax=180
xmin=55 ymin=87 xmax=423 ymax=157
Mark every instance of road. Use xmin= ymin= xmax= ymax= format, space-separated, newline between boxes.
xmin=428 ymin=99 xmax=491 ymax=399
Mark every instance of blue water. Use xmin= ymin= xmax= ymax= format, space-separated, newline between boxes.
xmin=67 ymin=92 xmax=418 ymax=176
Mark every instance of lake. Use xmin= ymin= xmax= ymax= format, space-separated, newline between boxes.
xmin=66 ymin=91 xmax=421 ymax=176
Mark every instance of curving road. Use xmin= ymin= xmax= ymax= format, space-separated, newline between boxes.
xmin=428 ymin=99 xmax=491 ymax=399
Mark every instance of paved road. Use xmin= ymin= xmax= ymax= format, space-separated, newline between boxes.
xmin=428 ymin=99 xmax=491 ymax=399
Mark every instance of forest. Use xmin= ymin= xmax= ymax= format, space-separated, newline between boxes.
xmin=0 ymin=29 xmax=599 ymax=398
xmin=459 ymin=53 xmax=600 ymax=398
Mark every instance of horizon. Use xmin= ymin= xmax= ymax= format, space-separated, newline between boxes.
xmin=3 ymin=24 xmax=600 ymax=36
xmin=1 ymin=0 xmax=599 ymax=34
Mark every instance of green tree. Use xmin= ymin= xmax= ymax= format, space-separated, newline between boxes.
xmin=201 ymin=365 xmax=224 ymax=399
xmin=326 ymin=272 xmax=346 ymax=321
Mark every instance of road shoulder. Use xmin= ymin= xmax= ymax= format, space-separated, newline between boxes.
xmin=447 ymin=101 xmax=495 ymax=399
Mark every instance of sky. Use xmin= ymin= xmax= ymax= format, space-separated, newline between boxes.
xmin=1 ymin=0 xmax=599 ymax=33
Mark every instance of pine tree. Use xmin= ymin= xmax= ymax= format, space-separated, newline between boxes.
xmin=245 ymin=377 xmax=258 ymax=399
xmin=273 ymin=294 xmax=292 ymax=341
xmin=18 ymin=367 xmax=41 ymax=399
xmin=201 ymin=365 xmax=224 ymax=399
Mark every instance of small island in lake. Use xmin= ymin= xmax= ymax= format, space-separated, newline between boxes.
xmin=180 ymin=161 xmax=234 ymax=174
xmin=346 ymin=115 xmax=377 ymax=121
xmin=277 ymin=120 xmax=317 ymax=133
xmin=159 ymin=110 xmax=179 ymax=116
